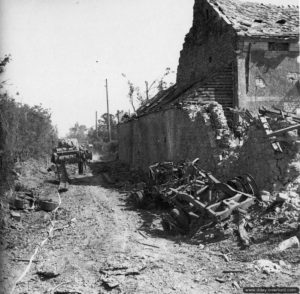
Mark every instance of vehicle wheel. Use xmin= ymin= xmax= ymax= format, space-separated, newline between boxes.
xmin=170 ymin=208 xmax=189 ymax=230
xmin=78 ymin=161 xmax=84 ymax=175
xmin=242 ymin=174 xmax=259 ymax=197
xmin=132 ymin=191 xmax=145 ymax=208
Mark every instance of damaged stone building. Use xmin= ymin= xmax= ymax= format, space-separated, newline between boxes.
xmin=177 ymin=0 xmax=299 ymax=111
xmin=118 ymin=0 xmax=300 ymax=180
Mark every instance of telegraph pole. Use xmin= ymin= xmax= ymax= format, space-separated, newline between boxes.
xmin=95 ymin=111 xmax=98 ymax=137
xmin=105 ymin=79 xmax=111 ymax=142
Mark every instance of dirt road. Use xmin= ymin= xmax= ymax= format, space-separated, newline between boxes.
xmin=1 ymin=161 xmax=299 ymax=293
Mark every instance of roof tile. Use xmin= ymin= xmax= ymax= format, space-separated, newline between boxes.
xmin=209 ymin=0 xmax=299 ymax=38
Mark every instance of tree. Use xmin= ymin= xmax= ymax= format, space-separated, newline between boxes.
xmin=66 ymin=122 xmax=88 ymax=143
xmin=121 ymin=74 xmax=142 ymax=113
xmin=0 ymin=55 xmax=10 ymax=74
xmin=96 ymin=113 xmax=118 ymax=142
xmin=0 ymin=55 xmax=58 ymax=185
xmin=0 ymin=55 xmax=11 ymax=90
xmin=86 ymin=113 xmax=119 ymax=154
xmin=122 ymin=67 xmax=175 ymax=113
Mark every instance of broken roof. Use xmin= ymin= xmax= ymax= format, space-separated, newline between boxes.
xmin=131 ymin=1 xmax=299 ymax=119
xmin=135 ymin=72 xmax=226 ymax=117
xmin=208 ymin=0 xmax=299 ymax=39
xmin=136 ymin=85 xmax=178 ymax=116
xmin=135 ymin=64 xmax=235 ymax=117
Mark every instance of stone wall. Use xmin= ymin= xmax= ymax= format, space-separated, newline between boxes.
xmin=119 ymin=103 xmax=300 ymax=191
xmin=176 ymin=0 xmax=236 ymax=89
xmin=118 ymin=104 xmax=231 ymax=172
xmin=236 ymin=40 xmax=300 ymax=112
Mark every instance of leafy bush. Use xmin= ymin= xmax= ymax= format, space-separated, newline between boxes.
xmin=0 ymin=95 xmax=58 ymax=171
xmin=0 ymin=56 xmax=58 ymax=181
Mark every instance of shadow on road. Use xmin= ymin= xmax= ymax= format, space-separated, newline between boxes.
xmin=52 ymin=160 xmax=235 ymax=247
xmin=57 ymin=161 xmax=116 ymax=188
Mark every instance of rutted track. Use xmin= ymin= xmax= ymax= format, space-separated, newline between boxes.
xmin=1 ymin=162 xmax=299 ymax=294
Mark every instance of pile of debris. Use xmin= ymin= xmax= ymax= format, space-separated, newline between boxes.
xmin=258 ymin=107 xmax=300 ymax=153
xmin=7 ymin=187 xmax=60 ymax=223
xmin=2 ymin=159 xmax=63 ymax=223
xmin=215 ymin=105 xmax=300 ymax=192
xmin=250 ymin=189 xmax=300 ymax=236
xmin=126 ymin=105 xmax=300 ymax=247
xmin=130 ymin=158 xmax=259 ymax=234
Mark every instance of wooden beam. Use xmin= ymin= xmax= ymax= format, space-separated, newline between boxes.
xmin=266 ymin=124 xmax=300 ymax=137
xmin=259 ymin=115 xmax=283 ymax=152
xmin=260 ymin=107 xmax=300 ymax=123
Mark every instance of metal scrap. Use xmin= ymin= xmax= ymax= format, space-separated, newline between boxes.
xmin=131 ymin=158 xmax=259 ymax=234
xmin=259 ymin=106 xmax=300 ymax=152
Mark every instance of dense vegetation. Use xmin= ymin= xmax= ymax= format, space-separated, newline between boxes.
xmin=87 ymin=113 xmax=118 ymax=142
xmin=66 ymin=113 xmax=118 ymax=154
xmin=0 ymin=56 xmax=58 ymax=181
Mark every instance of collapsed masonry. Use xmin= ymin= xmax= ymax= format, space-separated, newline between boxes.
xmin=118 ymin=0 xmax=299 ymax=191
xmin=119 ymin=102 xmax=300 ymax=192
xmin=204 ymin=103 xmax=300 ymax=192
xmin=229 ymin=117 xmax=300 ymax=192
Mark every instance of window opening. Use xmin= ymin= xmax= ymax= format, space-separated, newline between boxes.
xmin=268 ymin=42 xmax=289 ymax=51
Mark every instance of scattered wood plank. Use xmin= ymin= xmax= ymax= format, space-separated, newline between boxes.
xmin=135 ymin=240 xmax=160 ymax=249
xmin=11 ymin=258 xmax=38 ymax=263
xmin=203 ymin=250 xmax=230 ymax=262
xmin=259 ymin=115 xmax=282 ymax=152
xmin=47 ymin=281 xmax=70 ymax=294
xmin=223 ymin=270 xmax=245 ymax=273
xmin=138 ymin=230 xmax=148 ymax=239
xmin=266 ymin=124 xmax=300 ymax=137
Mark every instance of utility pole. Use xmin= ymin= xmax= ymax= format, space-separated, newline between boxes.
xmin=105 ymin=78 xmax=112 ymax=142
xmin=95 ymin=111 xmax=98 ymax=137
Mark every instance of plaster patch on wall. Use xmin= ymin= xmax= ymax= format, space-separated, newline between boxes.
xmin=287 ymin=72 xmax=300 ymax=84
xmin=255 ymin=77 xmax=266 ymax=88
xmin=182 ymin=104 xmax=202 ymax=121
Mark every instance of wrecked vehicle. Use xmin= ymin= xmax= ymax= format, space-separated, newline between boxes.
xmin=50 ymin=138 xmax=92 ymax=190
xmin=131 ymin=158 xmax=259 ymax=234
xmin=51 ymin=138 xmax=92 ymax=173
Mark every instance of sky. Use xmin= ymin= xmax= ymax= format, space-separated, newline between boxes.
xmin=0 ymin=0 xmax=299 ymax=136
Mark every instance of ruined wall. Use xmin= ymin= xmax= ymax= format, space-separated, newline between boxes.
xmin=237 ymin=40 xmax=300 ymax=112
xmin=176 ymin=0 xmax=236 ymax=89
xmin=118 ymin=104 xmax=231 ymax=172
xmin=119 ymin=103 xmax=300 ymax=191
xmin=118 ymin=121 xmax=133 ymax=167
xmin=224 ymin=124 xmax=300 ymax=191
